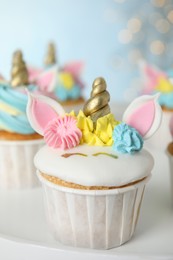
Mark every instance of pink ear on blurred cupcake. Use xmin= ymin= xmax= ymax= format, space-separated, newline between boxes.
xmin=123 ymin=94 xmax=162 ymax=139
xmin=27 ymin=66 xmax=43 ymax=83
xmin=139 ymin=60 xmax=166 ymax=94
xmin=63 ymin=61 xmax=85 ymax=88
xmin=26 ymin=92 xmax=65 ymax=135
xmin=36 ymin=66 xmax=58 ymax=93
xmin=63 ymin=61 xmax=84 ymax=76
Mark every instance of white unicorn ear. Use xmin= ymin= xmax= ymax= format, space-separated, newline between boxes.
xmin=26 ymin=91 xmax=65 ymax=135
xmin=123 ymin=94 xmax=162 ymax=139
xmin=36 ymin=65 xmax=58 ymax=92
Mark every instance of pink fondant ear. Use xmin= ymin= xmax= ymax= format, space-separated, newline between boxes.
xmin=26 ymin=92 xmax=65 ymax=135
xmin=36 ymin=66 xmax=58 ymax=92
xmin=123 ymin=94 xmax=162 ymax=139
xmin=139 ymin=60 xmax=166 ymax=93
xmin=27 ymin=66 xmax=43 ymax=83
xmin=63 ymin=61 xmax=84 ymax=89
xmin=63 ymin=61 xmax=84 ymax=77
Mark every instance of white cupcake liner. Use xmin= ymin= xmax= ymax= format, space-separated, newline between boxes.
xmin=166 ymin=149 xmax=173 ymax=205
xmin=37 ymin=171 xmax=151 ymax=249
xmin=0 ymin=139 xmax=44 ymax=190
xmin=145 ymin=111 xmax=172 ymax=149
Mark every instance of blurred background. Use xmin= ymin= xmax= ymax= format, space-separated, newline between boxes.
xmin=0 ymin=0 xmax=173 ymax=102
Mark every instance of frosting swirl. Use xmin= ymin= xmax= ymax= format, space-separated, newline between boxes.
xmin=112 ymin=123 xmax=143 ymax=154
xmin=0 ymin=84 xmax=35 ymax=134
xmin=75 ymin=111 xmax=119 ymax=146
xmin=44 ymin=115 xmax=82 ymax=149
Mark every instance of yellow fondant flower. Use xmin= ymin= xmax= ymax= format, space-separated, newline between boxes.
xmin=95 ymin=114 xmax=119 ymax=145
xmin=82 ymin=131 xmax=104 ymax=146
xmin=76 ymin=110 xmax=94 ymax=144
xmin=156 ymin=77 xmax=173 ymax=93
xmin=74 ymin=110 xmax=119 ymax=146
xmin=67 ymin=110 xmax=76 ymax=117
xmin=59 ymin=72 xmax=74 ymax=90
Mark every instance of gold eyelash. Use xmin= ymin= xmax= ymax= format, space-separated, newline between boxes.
xmin=61 ymin=153 xmax=88 ymax=158
xmin=61 ymin=152 xmax=118 ymax=159
xmin=92 ymin=152 xmax=118 ymax=159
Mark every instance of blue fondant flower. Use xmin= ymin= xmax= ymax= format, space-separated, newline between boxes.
xmin=158 ymin=92 xmax=173 ymax=109
xmin=55 ymin=85 xmax=68 ymax=101
xmin=69 ymin=85 xmax=81 ymax=99
xmin=55 ymin=85 xmax=81 ymax=101
xmin=112 ymin=122 xmax=143 ymax=154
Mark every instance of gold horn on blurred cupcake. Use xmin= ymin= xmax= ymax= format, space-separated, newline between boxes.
xmin=11 ymin=50 xmax=29 ymax=87
xmin=83 ymin=77 xmax=110 ymax=123
xmin=44 ymin=42 xmax=56 ymax=66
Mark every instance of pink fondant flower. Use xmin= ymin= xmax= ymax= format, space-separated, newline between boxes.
xmin=44 ymin=115 xmax=82 ymax=149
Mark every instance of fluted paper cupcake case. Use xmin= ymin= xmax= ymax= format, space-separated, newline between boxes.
xmin=37 ymin=171 xmax=151 ymax=249
xmin=0 ymin=139 xmax=44 ymax=189
xmin=166 ymin=149 xmax=173 ymax=205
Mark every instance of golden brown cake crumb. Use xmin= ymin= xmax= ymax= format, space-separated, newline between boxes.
xmin=41 ymin=172 xmax=146 ymax=190
xmin=168 ymin=142 xmax=173 ymax=155
xmin=161 ymin=106 xmax=173 ymax=112
xmin=59 ymin=97 xmax=85 ymax=106
xmin=0 ymin=130 xmax=42 ymax=141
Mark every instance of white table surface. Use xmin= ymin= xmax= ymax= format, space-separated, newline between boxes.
xmin=0 ymin=102 xmax=173 ymax=260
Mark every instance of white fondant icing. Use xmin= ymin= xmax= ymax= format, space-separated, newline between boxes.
xmin=34 ymin=145 xmax=154 ymax=187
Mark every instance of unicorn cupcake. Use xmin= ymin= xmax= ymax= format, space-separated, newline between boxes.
xmin=26 ymin=77 xmax=162 ymax=249
xmin=28 ymin=42 xmax=85 ymax=112
xmin=0 ymin=50 xmax=43 ymax=189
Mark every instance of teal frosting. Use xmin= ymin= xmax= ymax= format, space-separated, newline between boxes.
xmin=112 ymin=123 xmax=143 ymax=154
xmin=55 ymin=84 xmax=81 ymax=101
xmin=166 ymin=69 xmax=173 ymax=78
xmin=0 ymin=84 xmax=35 ymax=134
xmin=158 ymin=92 xmax=173 ymax=109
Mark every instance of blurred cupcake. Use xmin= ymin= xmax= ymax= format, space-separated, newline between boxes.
xmin=26 ymin=77 xmax=162 ymax=249
xmin=139 ymin=61 xmax=173 ymax=149
xmin=0 ymin=50 xmax=43 ymax=189
xmin=0 ymin=74 xmax=9 ymax=85
xmin=28 ymin=42 xmax=85 ymax=112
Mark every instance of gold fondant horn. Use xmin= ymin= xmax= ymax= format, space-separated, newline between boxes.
xmin=83 ymin=77 xmax=110 ymax=122
xmin=11 ymin=50 xmax=29 ymax=87
xmin=44 ymin=42 xmax=56 ymax=66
